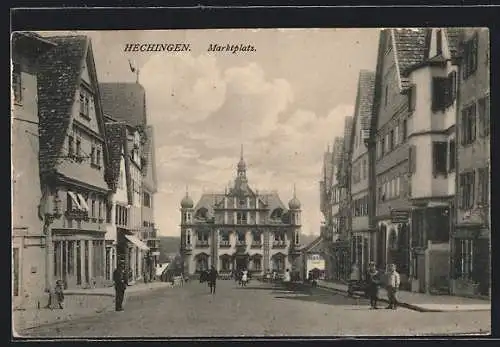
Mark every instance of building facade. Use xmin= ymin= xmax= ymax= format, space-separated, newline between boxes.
xmin=319 ymin=137 xmax=344 ymax=280
xmin=331 ymin=117 xmax=353 ymax=281
xmin=141 ymin=125 xmax=160 ymax=276
xmin=180 ymin=149 xmax=301 ymax=278
xmin=452 ymin=28 xmax=490 ymax=298
xmin=38 ymin=35 xmax=112 ymax=290
xmin=100 ymin=82 xmax=157 ymax=282
xmin=348 ymin=70 xmax=376 ymax=278
xmin=12 ymin=32 xmax=56 ymax=308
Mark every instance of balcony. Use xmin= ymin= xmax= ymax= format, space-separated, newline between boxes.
xmin=196 ymin=240 xmax=209 ymax=248
xmin=219 ymin=240 xmax=231 ymax=248
xmin=65 ymin=209 xmax=89 ymax=221
xmin=250 ymin=241 xmax=262 ymax=249
xmin=272 ymin=240 xmax=287 ymax=248
xmin=236 ymin=240 xmax=247 ymax=247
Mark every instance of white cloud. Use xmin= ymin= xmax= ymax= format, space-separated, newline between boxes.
xmin=140 ymin=53 xmax=226 ymax=124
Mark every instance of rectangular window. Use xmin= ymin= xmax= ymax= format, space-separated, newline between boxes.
xmin=143 ymin=192 xmax=151 ymax=207
xmin=449 ymin=140 xmax=456 ymax=172
xmin=80 ymin=88 xmax=90 ymax=117
xmin=436 ymin=29 xmax=443 ymax=56
xmin=457 ymin=239 xmax=474 ymax=279
xmin=380 ymin=136 xmax=385 ymax=157
xmin=67 ymin=241 xmax=74 ymax=276
xmin=90 ymin=145 xmax=96 ymax=165
xmin=408 ymin=85 xmax=416 ymax=112
xmin=68 ymin=135 xmax=74 ymax=156
xmin=91 ymin=200 xmax=96 ymax=218
xmin=76 ymin=241 xmax=81 ymax=285
xmin=54 ymin=241 xmax=60 ymax=278
xmin=13 ymin=63 xmax=22 ymax=103
xmin=394 ymin=126 xmax=399 ymax=147
xmin=395 ymin=176 xmax=400 ymax=197
xmin=408 ymin=145 xmax=417 ymax=174
xmin=477 ymin=167 xmax=489 ymax=205
xmin=432 ymin=77 xmax=448 ymax=111
xmin=461 ymin=103 xmax=477 ymax=145
xmin=236 ymin=212 xmax=247 ymax=225
xmin=76 ymin=138 xmax=82 ymax=157
xmin=96 ymin=149 xmax=101 ymax=166
xmin=432 ymin=141 xmax=448 ymax=176
xmin=463 ymin=33 xmax=478 ymax=80
xmin=478 ymin=96 xmax=490 ymax=137
xmin=389 ymin=129 xmax=395 ymax=151
xmin=402 ymin=119 xmax=408 ymax=142
xmin=459 ymin=172 xmax=475 ymax=209
xmin=84 ymin=241 xmax=89 ymax=284
xmin=448 ymin=71 xmax=457 ymax=106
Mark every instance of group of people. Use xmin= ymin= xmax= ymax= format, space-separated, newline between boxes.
xmin=350 ymin=261 xmax=401 ymax=310
xmin=199 ymin=266 xmax=218 ymax=294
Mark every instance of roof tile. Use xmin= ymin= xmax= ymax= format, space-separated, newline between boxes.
xmin=37 ymin=35 xmax=88 ymax=173
xmin=99 ymin=83 xmax=147 ymax=127
xmin=356 ymin=70 xmax=376 ymax=133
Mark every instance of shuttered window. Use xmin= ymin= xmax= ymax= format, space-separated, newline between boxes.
xmin=432 ymin=142 xmax=448 ymax=176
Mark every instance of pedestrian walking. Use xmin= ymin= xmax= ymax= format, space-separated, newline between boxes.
xmin=54 ymin=280 xmax=65 ymax=309
xmin=208 ymin=266 xmax=218 ymax=294
xmin=283 ymin=268 xmax=292 ymax=291
xmin=241 ymin=269 xmax=248 ymax=286
xmin=365 ymin=261 xmax=381 ymax=309
xmin=385 ymin=263 xmax=401 ymax=309
xmin=113 ymin=261 xmax=128 ymax=311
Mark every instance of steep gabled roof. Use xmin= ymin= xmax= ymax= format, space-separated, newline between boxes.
xmin=105 ymin=122 xmax=127 ymax=193
xmin=38 ymin=35 xmax=110 ymax=183
xmin=301 ymin=235 xmax=324 ymax=253
xmin=38 ymin=35 xmax=88 ymax=173
xmin=99 ymin=83 xmax=147 ymax=127
xmin=356 ymin=70 xmax=376 ymax=137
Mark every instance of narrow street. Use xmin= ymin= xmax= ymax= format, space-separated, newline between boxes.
xmin=20 ymin=280 xmax=490 ymax=337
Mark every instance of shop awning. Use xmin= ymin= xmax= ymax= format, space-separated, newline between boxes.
xmin=125 ymin=234 xmax=150 ymax=251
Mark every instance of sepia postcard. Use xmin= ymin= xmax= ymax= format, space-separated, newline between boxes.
xmin=11 ymin=27 xmax=491 ymax=338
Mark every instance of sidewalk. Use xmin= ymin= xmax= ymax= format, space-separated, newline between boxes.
xmin=13 ymin=281 xmax=173 ymax=334
xmin=316 ymin=280 xmax=491 ymax=312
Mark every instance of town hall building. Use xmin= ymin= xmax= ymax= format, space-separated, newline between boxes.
xmin=180 ymin=148 xmax=302 ymax=278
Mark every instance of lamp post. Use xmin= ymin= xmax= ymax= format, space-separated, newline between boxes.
xmin=42 ymin=187 xmax=62 ymax=307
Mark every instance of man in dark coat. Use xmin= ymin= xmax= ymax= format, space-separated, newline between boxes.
xmin=208 ymin=266 xmax=218 ymax=294
xmin=365 ymin=261 xmax=382 ymax=309
xmin=113 ymin=261 xmax=128 ymax=311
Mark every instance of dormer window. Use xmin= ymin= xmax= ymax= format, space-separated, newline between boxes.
xmin=79 ymin=87 xmax=91 ymax=118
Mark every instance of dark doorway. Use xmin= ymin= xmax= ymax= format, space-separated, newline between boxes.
xmin=235 ymin=256 xmax=248 ymax=270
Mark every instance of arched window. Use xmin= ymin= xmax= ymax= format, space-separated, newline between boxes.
xmin=295 ymin=231 xmax=300 ymax=245
xmin=196 ymin=254 xmax=209 ymax=272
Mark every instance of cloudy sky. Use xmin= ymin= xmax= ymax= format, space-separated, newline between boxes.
xmin=44 ymin=29 xmax=380 ymax=237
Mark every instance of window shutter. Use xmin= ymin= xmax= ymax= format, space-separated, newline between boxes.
xmin=408 ymin=146 xmax=413 ymax=174
xmin=471 ymin=103 xmax=477 ymax=142
xmin=471 ymin=171 xmax=476 ymax=208
xmin=477 ymin=169 xmax=484 ymax=204
xmin=432 ymin=143 xmax=438 ymax=175
xmin=458 ymin=175 xmax=463 ymax=209
xmin=471 ymin=33 xmax=478 ymax=73
xmin=449 ymin=71 xmax=457 ymax=104
xmin=408 ymin=85 xmax=417 ymax=112
xmin=411 ymin=145 xmax=417 ymax=173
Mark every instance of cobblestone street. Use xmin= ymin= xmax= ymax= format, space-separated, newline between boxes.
xmin=19 ymin=280 xmax=490 ymax=337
